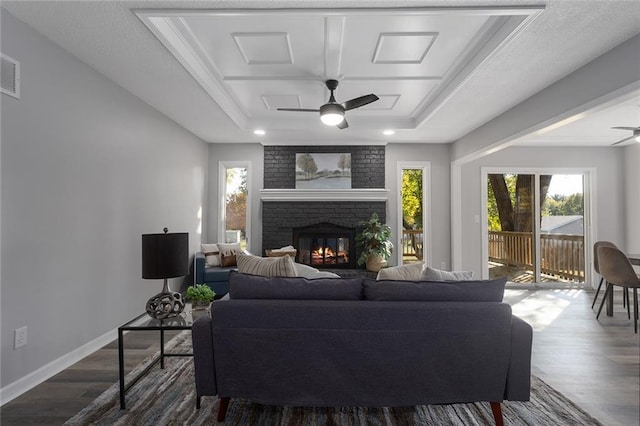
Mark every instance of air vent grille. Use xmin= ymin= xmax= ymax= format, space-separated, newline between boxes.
xmin=1 ymin=53 xmax=20 ymax=99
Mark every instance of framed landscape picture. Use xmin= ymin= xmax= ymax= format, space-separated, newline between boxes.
xmin=295 ymin=153 xmax=351 ymax=189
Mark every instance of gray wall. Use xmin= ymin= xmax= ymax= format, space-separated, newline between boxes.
xmin=623 ymin=143 xmax=640 ymax=253
xmin=458 ymin=146 xmax=624 ymax=279
xmin=1 ymin=10 xmax=208 ymax=389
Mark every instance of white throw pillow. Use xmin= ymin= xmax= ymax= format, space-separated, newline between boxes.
xmin=200 ymin=243 xmax=220 ymax=267
xmin=294 ymin=263 xmax=341 ymax=279
xmin=236 ymin=253 xmax=297 ymax=277
xmin=421 ymin=266 xmax=474 ymax=281
xmin=377 ymin=262 xmax=424 ymax=281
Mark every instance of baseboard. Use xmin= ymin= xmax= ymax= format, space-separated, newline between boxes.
xmin=0 ymin=328 xmax=117 ymax=406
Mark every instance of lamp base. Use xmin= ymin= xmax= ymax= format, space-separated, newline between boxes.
xmin=146 ymin=278 xmax=185 ymax=319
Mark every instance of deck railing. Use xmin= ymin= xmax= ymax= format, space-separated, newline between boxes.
xmin=402 ymin=229 xmax=424 ymax=260
xmin=489 ymin=231 xmax=584 ymax=281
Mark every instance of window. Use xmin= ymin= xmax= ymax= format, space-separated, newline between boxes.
xmin=397 ymin=162 xmax=430 ymax=266
xmin=218 ymin=162 xmax=251 ymax=250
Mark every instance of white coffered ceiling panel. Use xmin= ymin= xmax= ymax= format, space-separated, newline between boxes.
xmin=136 ymin=7 xmax=540 ymax=133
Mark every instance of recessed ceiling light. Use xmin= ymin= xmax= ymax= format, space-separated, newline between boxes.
xmin=383 ymin=130 xmax=395 ymax=136
xmin=254 ymin=129 xmax=266 ymax=135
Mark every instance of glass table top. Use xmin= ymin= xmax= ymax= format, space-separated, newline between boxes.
xmin=119 ymin=303 xmax=209 ymax=330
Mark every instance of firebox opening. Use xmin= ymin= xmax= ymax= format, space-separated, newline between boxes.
xmin=293 ymin=223 xmax=356 ymax=269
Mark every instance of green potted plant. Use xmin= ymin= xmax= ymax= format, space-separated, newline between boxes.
xmin=186 ymin=284 xmax=216 ymax=311
xmin=356 ymin=212 xmax=394 ymax=272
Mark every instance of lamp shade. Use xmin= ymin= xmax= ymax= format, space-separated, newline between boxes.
xmin=141 ymin=232 xmax=189 ymax=279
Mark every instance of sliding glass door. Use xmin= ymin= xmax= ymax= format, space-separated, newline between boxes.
xmin=485 ymin=170 xmax=586 ymax=285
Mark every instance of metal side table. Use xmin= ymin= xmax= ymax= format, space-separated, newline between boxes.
xmin=118 ymin=306 xmax=203 ymax=409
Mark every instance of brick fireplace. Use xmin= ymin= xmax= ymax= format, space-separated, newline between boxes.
xmin=261 ymin=145 xmax=387 ymax=269
xmin=262 ymin=201 xmax=385 ymax=268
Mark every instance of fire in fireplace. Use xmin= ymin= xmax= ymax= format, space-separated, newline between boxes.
xmin=293 ymin=223 xmax=356 ymax=269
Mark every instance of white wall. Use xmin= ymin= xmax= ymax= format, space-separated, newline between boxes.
xmin=205 ymin=143 xmax=264 ymax=254
xmin=623 ymin=143 xmax=640 ymax=253
xmin=458 ymin=146 xmax=624 ymax=280
xmin=0 ymin=10 xmax=208 ymax=395
xmin=385 ymin=143 xmax=451 ymax=268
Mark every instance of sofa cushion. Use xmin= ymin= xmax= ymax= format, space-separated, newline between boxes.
xmin=236 ymin=253 xmax=297 ymax=277
xmin=421 ymin=266 xmax=473 ymax=281
xmin=201 ymin=243 xmax=220 ymax=267
xmin=363 ymin=277 xmax=507 ymax=302
xmin=229 ymin=271 xmax=363 ymax=300
xmin=376 ymin=262 xmax=423 ymax=281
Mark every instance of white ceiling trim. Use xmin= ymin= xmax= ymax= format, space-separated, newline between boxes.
xmin=324 ymin=16 xmax=345 ymax=79
xmin=412 ymin=12 xmax=543 ymax=125
xmin=136 ymin=14 xmax=248 ymax=128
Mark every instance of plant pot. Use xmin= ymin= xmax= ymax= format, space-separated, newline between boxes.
xmin=365 ymin=255 xmax=387 ymax=272
xmin=191 ymin=300 xmax=211 ymax=311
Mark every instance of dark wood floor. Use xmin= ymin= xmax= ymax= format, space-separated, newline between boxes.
xmin=1 ymin=289 xmax=639 ymax=425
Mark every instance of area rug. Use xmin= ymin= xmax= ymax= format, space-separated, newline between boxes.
xmin=65 ymin=331 xmax=602 ymax=425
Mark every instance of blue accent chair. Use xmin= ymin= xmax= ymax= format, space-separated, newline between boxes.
xmin=194 ymin=252 xmax=237 ymax=298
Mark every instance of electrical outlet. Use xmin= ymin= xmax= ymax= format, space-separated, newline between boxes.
xmin=14 ymin=326 xmax=27 ymax=349
xmin=440 ymin=261 xmax=447 ymax=270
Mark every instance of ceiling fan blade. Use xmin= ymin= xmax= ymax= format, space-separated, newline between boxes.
xmin=337 ymin=118 xmax=349 ymax=130
xmin=343 ymin=94 xmax=379 ymax=111
xmin=611 ymin=135 xmax=634 ymax=146
xmin=277 ymin=108 xmax=320 ymax=112
xmin=611 ymin=126 xmax=640 ymax=131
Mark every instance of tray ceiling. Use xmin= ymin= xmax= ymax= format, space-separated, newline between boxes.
xmin=135 ymin=7 xmax=542 ymax=134
xmin=4 ymin=1 xmax=639 ymax=146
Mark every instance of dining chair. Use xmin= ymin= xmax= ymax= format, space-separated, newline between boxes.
xmin=596 ymin=246 xmax=640 ymax=333
xmin=592 ymin=241 xmax=618 ymax=309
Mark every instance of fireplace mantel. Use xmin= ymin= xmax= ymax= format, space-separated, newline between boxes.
xmin=260 ymin=189 xmax=388 ymax=202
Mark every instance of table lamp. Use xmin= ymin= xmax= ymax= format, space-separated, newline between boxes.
xmin=141 ymin=228 xmax=188 ymax=319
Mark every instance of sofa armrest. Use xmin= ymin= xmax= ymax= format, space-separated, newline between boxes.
xmin=195 ymin=252 xmax=206 ymax=285
xmin=505 ymin=315 xmax=533 ymax=401
xmin=191 ymin=314 xmax=217 ymax=398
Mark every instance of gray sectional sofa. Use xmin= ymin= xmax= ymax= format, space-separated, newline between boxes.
xmin=192 ymin=272 xmax=533 ymax=425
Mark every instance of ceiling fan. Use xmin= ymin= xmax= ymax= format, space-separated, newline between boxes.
xmin=611 ymin=126 xmax=640 ymax=146
xmin=277 ymin=80 xmax=379 ymax=129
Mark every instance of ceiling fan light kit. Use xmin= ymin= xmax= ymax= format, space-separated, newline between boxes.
xmin=319 ymin=103 xmax=345 ymax=126
xmin=278 ymin=79 xmax=379 ymax=130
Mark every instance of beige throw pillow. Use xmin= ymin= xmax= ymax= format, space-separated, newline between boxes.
xmin=236 ymin=253 xmax=297 ymax=277
xmin=200 ymin=243 xmax=220 ymax=267
xmin=376 ymin=262 xmax=424 ymax=281
xmin=421 ymin=266 xmax=473 ymax=281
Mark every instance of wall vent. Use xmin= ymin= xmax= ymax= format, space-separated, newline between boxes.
xmin=1 ymin=53 xmax=20 ymax=99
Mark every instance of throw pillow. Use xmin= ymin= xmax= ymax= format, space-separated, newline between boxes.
xmin=293 ymin=262 xmax=341 ymax=279
xmin=229 ymin=271 xmax=363 ymax=300
xmin=363 ymin=277 xmax=507 ymax=302
xmin=421 ymin=266 xmax=473 ymax=281
xmin=377 ymin=262 xmax=424 ymax=281
xmin=236 ymin=253 xmax=297 ymax=277
xmin=200 ymin=243 xmax=220 ymax=267
xmin=218 ymin=242 xmax=242 ymax=267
